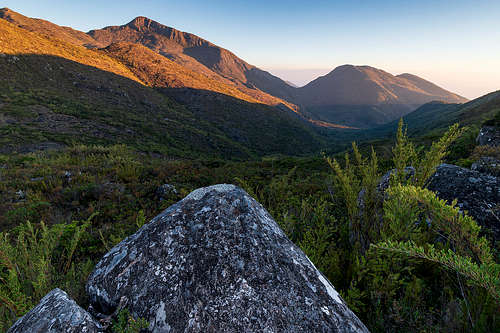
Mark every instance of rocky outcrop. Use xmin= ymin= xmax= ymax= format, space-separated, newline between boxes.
xmin=471 ymin=156 xmax=500 ymax=177
xmin=87 ymin=184 xmax=368 ymax=332
xmin=427 ymin=164 xmax=500 ymax=241
xmin=7 ymin=288 xmax=101 ymax=333
xmin=477 ymin=126 xmax=500 ymax=146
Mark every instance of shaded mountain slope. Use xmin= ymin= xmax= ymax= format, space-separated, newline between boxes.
xmin=368 ymin=90 xmax=500 ymax=139
xmin=297 ymin=65 xmax=467 ymax=106
xmin=295 ymin=65 xmax=468 ymax=127
xmin=0 ymin=18 xmax=326 ymax=157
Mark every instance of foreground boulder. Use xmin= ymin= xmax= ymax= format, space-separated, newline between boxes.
xmin=8 ymin=288 xmax=101 ymax=333
xmin=427 ymin=164 xmax=500 ymax=241
xmin=87 ymin=184 xmax=368 ymax=332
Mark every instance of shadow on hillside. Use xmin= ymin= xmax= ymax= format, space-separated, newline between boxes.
xmin=0 ymin=53 xmax=339 ymax=157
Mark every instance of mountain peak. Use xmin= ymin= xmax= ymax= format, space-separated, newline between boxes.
xmin=126 ymin=16 xmax=158 ymax=30
xmin=328 ymin=64 xmax=385 ymax=77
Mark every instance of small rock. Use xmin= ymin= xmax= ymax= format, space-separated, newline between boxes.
xmin=8 ymin=55 xmax=19 ymax=63
xmin=7 ymin=288 xmax=102 ymax=333
xmin=15 ymin=190 xmax=25 ymax=201
xmin=471 ymin=156 xmax=500 ymax=177
xmin=155 ymin=183 xmax=177 ymax=200
xmin=30 ymin=177 xmax=44 ymax=182
xmin=477 ymin=126 xmax=500 ymax=147
xmin=376 ymin=166 xmax=415 ymax=196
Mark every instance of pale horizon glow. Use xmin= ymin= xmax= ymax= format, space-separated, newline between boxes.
xmin=3 ymin=0 xmax=500 ymax=100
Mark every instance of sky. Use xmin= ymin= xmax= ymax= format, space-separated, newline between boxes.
xmin=4 ymin=0 xmax=500 ymax=99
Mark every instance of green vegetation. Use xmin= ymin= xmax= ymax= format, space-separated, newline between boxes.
xmin=1 ymin=9 xmax=500 ymax=332
xmin=327 ymin=120 xmax=499 ymax=331
xmin=0 ymin=217 xmax=95 ymax=331
xmin=0 ymin=109 xmax=498 ymax=333
xmin=111 ymin=309 xmax=149 ymax=333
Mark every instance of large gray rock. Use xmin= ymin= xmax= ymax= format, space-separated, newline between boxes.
xmin=477 ymin=126 xmax=500 ymax=146
xmin=427 ymin=164 xmax=500 ymax=241
xmin=87 ymin=184 xmax=368 ymax=332
xmin=7 ymin=288 xmax=101 ymax=333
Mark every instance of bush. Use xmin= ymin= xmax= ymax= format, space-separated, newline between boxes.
xmin=326 ymin=120 xmax=500 ymax=331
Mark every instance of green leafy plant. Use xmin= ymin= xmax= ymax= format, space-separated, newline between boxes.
xmin=0 ymin=214 xmax=97 ymax=330
xmin=112 ymin=308 xmax=149 ymax=333
xmin=375 ymin=184 xmax=499 ymax=302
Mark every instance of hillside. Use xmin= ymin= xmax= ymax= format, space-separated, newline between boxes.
xmin=102 ymin=42 xmax=262 ymax=104
xmin=0 ymin=18 xmax=326 ymax=157
xmin=367 ymin=90 xmax=500 ymax=139
xmin=0 ymin=7 xmax=102 ymax=48
xmin=88 ymin=16 xmax=298 ymax=110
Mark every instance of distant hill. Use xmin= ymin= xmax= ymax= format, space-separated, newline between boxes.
xmin=367 ymin=90 xmax=500 ymax=139
xmin=294 ymin=65 xmax=468 ymax=127
xmin=298 ymin=65 xmax=467 ymax=106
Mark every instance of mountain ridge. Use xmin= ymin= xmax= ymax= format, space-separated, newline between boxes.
xmin=1 ymin=8 xmax=470 ymax=129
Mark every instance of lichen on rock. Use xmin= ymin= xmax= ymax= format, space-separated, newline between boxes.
xmin=7 ymin=288 xmax=102 ymax=333
xmin=87 ymin=184 xmax=369 ymax=332
xmin=427 ymin=163 xmax=499 ymax=241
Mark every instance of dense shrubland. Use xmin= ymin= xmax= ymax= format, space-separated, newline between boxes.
xmin=0 ymin=120 xmax=498 ymax=331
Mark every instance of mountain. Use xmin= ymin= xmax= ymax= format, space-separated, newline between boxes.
xmin=88 ymin=16 xmax=298 ymax=109
xmin=298 ymin=65 xmax=467 ymax=106
xmin=0 ymin=7 xmax=102 ymax=48
xmin=1 ymin=9 xmax=469 ymax=129
xmin=0 ymin=17 xmax=326 ymax=158
xmin=102 ymin=42 xmax=262 ymax=104
xmin=294 ymin=65 xmax=468 ymax=128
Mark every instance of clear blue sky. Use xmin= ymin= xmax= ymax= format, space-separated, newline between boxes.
xmin=4 ymin=0 xmax=500 ymax=99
